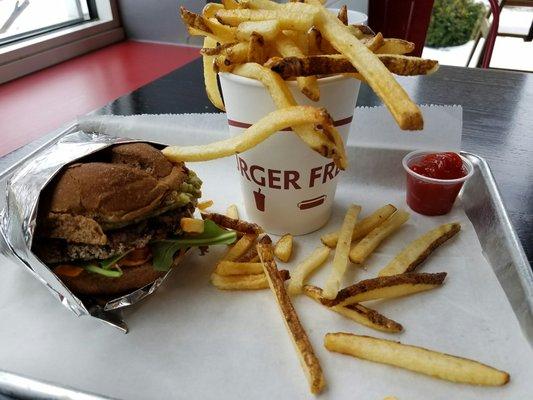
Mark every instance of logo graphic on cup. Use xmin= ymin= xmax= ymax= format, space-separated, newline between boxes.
xmin=219 ymin=73 xmax=360 ymax=235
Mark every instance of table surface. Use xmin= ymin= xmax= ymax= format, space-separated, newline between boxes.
xmin=95 ymin=58 xmax=532 ymax=261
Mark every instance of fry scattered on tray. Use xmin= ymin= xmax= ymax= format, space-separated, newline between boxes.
xmin=287 ymin=245 xmax=331 ymax=295
xmin=211 ymin=269 xmax=290 ymax=290
xmin=349 ymin=210 xmax=410 ymax=264
xmin=221 ymin=233 xmax=257 ymax=262
xmin=303 ymin=285 xmax=403 ymax=333
xmin=257 ymin=235 xmax=326 ymax=394
xmin=201 ymin=212 xmax=263 ymax=234
xmin=216 ymin=261 xmax=264 ymax=276
xmin=324 ymin=333 xmax=510 ymax=386
xmin=378 ymin=222 xmax=461 ymax=277
xmin=274 ymin=234 xmax=293 ymax=262
xmin=323 ymin=204 xmax=361 ymax=299
xmin=321 ymin=272 xmax=447 ymax=307
xmin=321 ymin=204 xmax=397 ymax=248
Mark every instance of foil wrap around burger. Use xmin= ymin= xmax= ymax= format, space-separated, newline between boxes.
xmin=0 ymin=131 xmax=189 ymax=332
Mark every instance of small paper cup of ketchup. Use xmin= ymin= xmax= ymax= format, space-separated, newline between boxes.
xmin=402 ymin=150 xmax=474 ymax=216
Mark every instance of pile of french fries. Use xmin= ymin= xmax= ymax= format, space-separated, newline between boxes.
xmin=202 ymin=201 xmax=509 ymax=393
xmin=164 ymin=0 xmax=440 ymax=169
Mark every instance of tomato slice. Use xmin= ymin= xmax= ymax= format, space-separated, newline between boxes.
xmin=54 ymin=265 xmax=84 ymax=277
xmin=119 ymin=247 xmax=152 ymax=267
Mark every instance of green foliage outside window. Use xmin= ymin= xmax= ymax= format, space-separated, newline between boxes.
xmin=426 ymin=0 xmax=486 ymax=47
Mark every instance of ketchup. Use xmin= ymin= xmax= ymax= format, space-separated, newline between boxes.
xmin=405 ymin=152 xmax=468 ymax=216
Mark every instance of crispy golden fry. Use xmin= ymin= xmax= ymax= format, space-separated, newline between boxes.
xmin=226 ymin=204 xmax=240 ymax=219
xmin=337 ymin=5 xmax=348 ymax=25
xmin=247 ymin=32 xmax=266 ymax=63
xmin=303 ymin=285 xmax=403 ymax=333
xmin=202 ymin=212 xmax=263 ymax=234
xmin=376 ymin=38 xmax=415 ymax=55
xmin=351 ymin=23 xmax=375 ymax=36
xmin=378 ymin=222 xmax=461 ymax=277
xmin=322 ymin=272 xmax=447 ymax=307
xmin=307 ymin=27 xmax=322 ymax=55
xmin=324 ymin=333 xmax=510 ymax=386
xmin=216 ymin=7 xmax=317 ymax=31
xmin=349 ymin=210 xmax=410 ymax=265
xmin=236 ymin=19 xmax=281 ymax=41
xmin=242 ymin=0 xmax=281 ymax=9
xmin=322 ymin=204 xmax=361 ymax=299
xmin=222 ymin=233 xmax=258 ymax=262
xmin=231 ymin=63 xmax=345 ymax=168
xmin=321 ymin=204 xmax=397 ymax=248
xmin=274 ymin=234 xmax=294 ymax=262
xmin=213 ymin=42 xmax=249 ymax=71
xmin=287 ymin=246 xmax=330 ymax=295
xmin=274 ymin=33 xmax=320 ymax=101
xmin=197 ymin=199 xmax=214 ymax=211
xmin=222 ymin=0 xmax=241 ymax=10
xmin=180 ymin=217 xmax=205 ymax=234
xmin=163 ymin=106 xmax=343 ymax=164
xmin=361 ymin=32 xmax=384 ymax=52
xmin=204 ymin=17 xmax=238 ymax=42
xmin=216 ymin=261 xmax=264 ymax=275
xmin=238 ymin=247 xmax=260 ymax=263
xmin=202 ymin=3 xmax=224 ymax=18
xmin=211 ymin=269 xmax=290 ymax=290
xmin=257 ymin=236 xmax=325 ymax=394
xmin=315 ymin=7 xmax=423 ymax=130
xmin=265 ymin=54 xmax=439 ymax=78
xmin=181 ymin=6 xmax=211 ymax=33
xmin=202 ymin=37 xmax=226 ymax=111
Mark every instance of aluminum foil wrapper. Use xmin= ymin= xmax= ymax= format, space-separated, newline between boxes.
xmin=0 ymin=131 xmax=186 ymax=333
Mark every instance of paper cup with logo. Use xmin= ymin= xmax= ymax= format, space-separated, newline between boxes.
xmin=219 ymin=73 xmax=360 ymax=235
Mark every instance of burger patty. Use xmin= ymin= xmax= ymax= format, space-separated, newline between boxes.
xmin=34 ymin=203 xmax=194 ymax=264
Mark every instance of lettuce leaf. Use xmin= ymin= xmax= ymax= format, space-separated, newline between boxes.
xmin=150 ymin=220 xmax=237 ymax=271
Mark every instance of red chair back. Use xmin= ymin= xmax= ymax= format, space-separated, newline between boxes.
xmin=368 ymin=0 xmax=435 ymax=56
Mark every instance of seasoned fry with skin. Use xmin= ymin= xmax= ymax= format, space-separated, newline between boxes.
xmin=321 ymin=204 xmax=397 ymax=248
xmin=349 ymin=210 xmax=410 ymax=265
xmin=378 ymin=222 xmax=461 ymax=277
xmin=202 ymin=37 xmax=226 ymax=111
xmin=274 ymin=33 xmax=320 ymax=101
xmin=247 ymin=32 xmax=266 ymax=63
xmin=222 ymin=233 xmax=258 ymax=262
xmin=181 ymin=7 xmax=212 ymax=33
xmin=360 ymin=32 xmax=384 ymax=52
xmin=202 ymin=212 xmax=263 ymax=234
xmin=274 ymin=234 xmax=293 ymax=262
xmin=324 ymin=333 xmax=510 ymax=386
xmin=238 ymin=247 xmax=260 ymax=263
xmin=229 ymin=65 xmax=346 ymax=168
xmin=303 ymin=285 xmax=403 ymax=333
xmin=211 ymin=269 xmax=290 ymax=290
xmin=337 ymin=5 xmax=348 ymax=25
xmin=287 ymin=246 xmax=330 ymax=295
xmin=257 ymin=236 xmax=326 ymax=394
xmin=216 ymin=261 xmax=264 ymax=275
xmin=163 ymin=106 xmax=344 ymax=164
xmin=322 ymin=204 xmax=361 ymax=299
xmin=321 ymin=272 xmax=447 ymax=307
xmin=376 ymin=38 xmax=415 ymax=55
xmin=226 ymin=204 xmax=240 ymax=219
xmin=265 ymin=54 xmax=439 ymax=79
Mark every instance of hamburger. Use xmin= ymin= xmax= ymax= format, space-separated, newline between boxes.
xmin=32 ymin=142 xmax=233 ymax=297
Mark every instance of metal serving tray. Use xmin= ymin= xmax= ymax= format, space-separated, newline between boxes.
xmin=0 ymin=123 xmax=531 ymax=400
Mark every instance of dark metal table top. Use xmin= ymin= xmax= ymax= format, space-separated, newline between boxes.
xmin=95 ymin=59 xmax=530 ymax=262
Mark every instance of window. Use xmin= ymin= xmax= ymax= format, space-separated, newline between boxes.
xmin=0 ymin=0 xmax=96 ymax=46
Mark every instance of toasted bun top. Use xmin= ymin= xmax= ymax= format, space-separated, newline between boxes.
xmin=39 ymin=143 xmax=190 ymax=244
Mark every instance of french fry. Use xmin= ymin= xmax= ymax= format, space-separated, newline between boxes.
xmin=237 ymin=247 xmax=260 ymax=263
xmin=216 ymin=7 xmax=317 ymax=31
xmin=236 ymin=19 xmax=281 ymax=41
xmin=247 ymin=32 xmax=266 ymax=63
xmin=197 ymin=199 xmax=214 ymax=210
xmin=315 ymin=7 xmax=424 ymax=130
xmin=287 ymin=246 xmax=330 ymax=295
xmin=322 ymin=204 xmax=361 ymax=299
xmin=376 ymin=38 xmax=415 ymax=55
xmin=321 ymin=204 xmax=397 ymax=248
xmin=202 ymin=37 xmax=226 ymax=111
xmin=216 ymin=261 xmax=264 ymax=275
xmin=222 ymin=233 xmax=258 ymax=261
xmin=257 ymin=236 xmax=325 ymax=394
xmin=204 ymin=17 xmax=238 ymax=42
xmin=226 ymin=204 xmax=240 ymax=219
xmin=265 ymin=54 xmax=439 ymax=78
xmin=274 ymin=33 xmax=320 ymax=101
xmin=200 ymin=42 xmax=238 ymax=56
xmin=324 ymin=333 xmax=510 ymax=386
xmin=349 ymin=210 xmax=410 ymax=265
xmin=181 ymin=7 xmax=212 ymax=33
xmin=163 ymin=106 xmax=343 ymax=164
xmin=274 ymin=234 xmax=293 ymax=262
xmin=222 ymin=0 xmax=241 ymax=10
xmin=361 ymin=32 xmax=384 ymax=52
xmin=201 ymin=212 xmax=263 ymax=234
xmin=211 ymin=269 xmax=290 ymax=290
xmin=321 ymin=272 xmax=447 ymax=307
xmin=337 ymin=5 xmax=348 ymax=25
xmin=202 ymin=3 xmax=224 ymax=19
xmin=307 ymin=27 xmax=322 ymax=55
xmin=231 ymin=64 xmax=346 ymax=168
xmin=180 ymin=217 xmax=205 ymax=234
xmin=303 ymin=285 xmax=403 ymax=333
xmin=242 ymin=0 xmax=281 ymax=10
xmin=378 ymin=222 xmax=461 ymax=277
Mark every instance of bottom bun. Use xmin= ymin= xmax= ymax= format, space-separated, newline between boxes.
xmin=59 ymin=253 xmax=185 ymax=296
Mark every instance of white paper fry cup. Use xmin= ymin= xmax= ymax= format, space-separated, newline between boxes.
xmin=219 ymin=73 xmax=360 ymax=235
